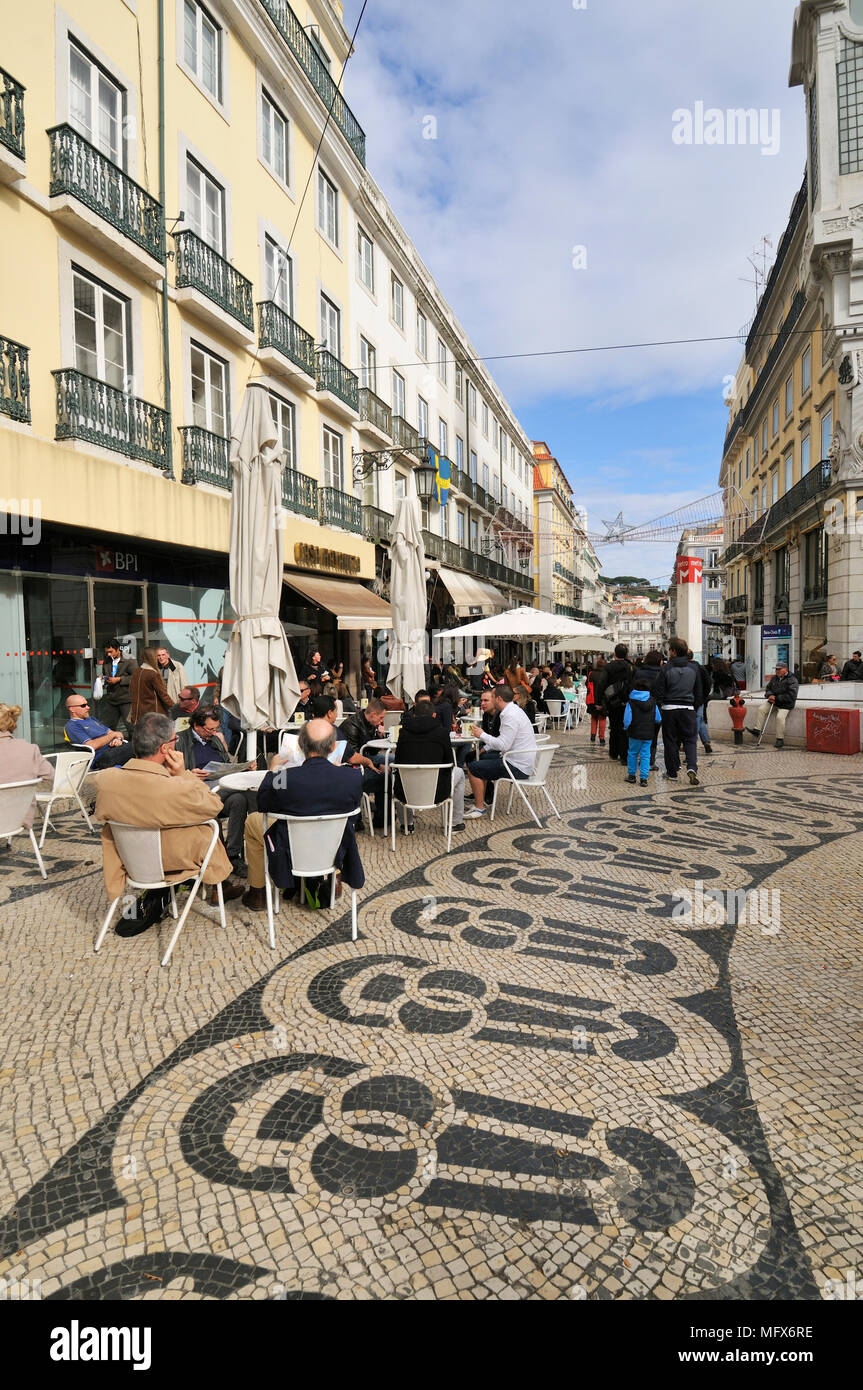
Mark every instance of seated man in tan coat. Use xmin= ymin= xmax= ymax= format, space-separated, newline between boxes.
xmin=94 ymin=711 xmax=243 ymax=939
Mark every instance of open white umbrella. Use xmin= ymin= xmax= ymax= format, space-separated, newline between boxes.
xmin=550 ymin=635 xmax=615 ymax=654
xmin=221 ymin=385 xmax=300 ymax=746
xmin=387 ymin=497 xmax=427 ymax=701
xmin=438 ymin=605 xmax=608 ymax=641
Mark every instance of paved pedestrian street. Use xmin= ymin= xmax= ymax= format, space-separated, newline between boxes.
xmin=0 ymin=728 xmax=860 ymax=1302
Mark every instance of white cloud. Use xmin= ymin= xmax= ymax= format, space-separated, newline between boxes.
xmin=343 ymin=0 xmax=805 ymax=407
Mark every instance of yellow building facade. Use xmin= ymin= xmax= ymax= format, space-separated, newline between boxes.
xmin=0 ymin=0 xmax=381 ymax=742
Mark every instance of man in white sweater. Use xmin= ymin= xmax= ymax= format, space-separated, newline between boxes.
xmin=464 ymin=684 xmax=536 ymax=818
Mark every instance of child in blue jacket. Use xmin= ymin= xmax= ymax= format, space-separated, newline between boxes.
xmin=622 ymin=678 xmax=662 ymax=786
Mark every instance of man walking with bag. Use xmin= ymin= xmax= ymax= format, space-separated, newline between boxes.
xmin=603 ymin=644 xmax=634 ymax=765
xmin=653 ymin=636 xmax=707 ymax=785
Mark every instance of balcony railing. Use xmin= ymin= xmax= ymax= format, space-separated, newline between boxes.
xmin=319 ymin=486 xmax=362 ymax=534
xmin=53 ymin=368 xmax=170 ymax=470
xmin=475 ymin=483 xmax=495 ymax=513
xmin=392 ymin=414 xmax=422 ymax=457
xmin=174 ymin=229 xmax=253 ymax=331
xmin=725 ymin=593 xmax=749 ymax=616
xmin=259 ymin=0 xmax=366 ymax=164
xmin=282 ymin=467 xmax=318 ymax=519
xmin=722 ymin=288 xmax=808 ymax=460
xmin=454 ymin=465 xmax=475 ymax=500
xmin=362 ymin=505 xmax=394 ymax=544
xmin=422 ymin=528 xmax=443 ymax=561
xmin=257 ymin=301 xmax=315 ymax=377
xmin=762 ymin=459 xmax=832 ymax=536
xmin=358 ymin=387 xmax=392 ymax=437
xmin=316 ymin=350 xmax=359 ymax=411
xmin=180 ymin=425 xmax=230 ymax=489
xmin=0 ymin=336 xmax=30 ymax=422
xmin=0 ymin=66 xmax=25 ymax=161
xmin=48 ymin=124 xmax=163 ymax=261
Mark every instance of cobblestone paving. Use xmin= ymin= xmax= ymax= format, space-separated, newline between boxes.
xmin=0 ymin=729 xmax=860 ymax=1300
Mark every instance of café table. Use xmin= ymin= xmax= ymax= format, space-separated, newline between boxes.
xmin=361 ymin=736 xmax=397 ymax=831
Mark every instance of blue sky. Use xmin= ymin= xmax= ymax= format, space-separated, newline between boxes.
xmin=340 ymin=0 xmax=807 ymax=582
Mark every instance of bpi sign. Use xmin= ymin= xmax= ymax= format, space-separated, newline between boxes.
xmin=675 ymin=556 xmax=703 ymax=585
xmin=94 ymin=547 xmax=139 ymax=576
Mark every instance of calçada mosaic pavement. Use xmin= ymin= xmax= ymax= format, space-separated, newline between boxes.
xmin=0 ymin=727 xmax=860 ymax=1301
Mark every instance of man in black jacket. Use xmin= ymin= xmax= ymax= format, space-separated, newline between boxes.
xmin=841 ymin=650 xmax=863 ymax=681
xmin=393 ymin=698 xmax=465 ymax=832
xmin=101 ymin=641 xmax=136 ymax=732
xmin=653 ymin=637 xmax=703 ymax=784
xmin=603 ymin=644 xmax=634 ymax=764
xmin=339 ymin=697 xmax=389 ymax=827
xmin=746 ymin=663 xmax=799 ymax=748
xmin=241 ymin=719 xmax=363 ymax=911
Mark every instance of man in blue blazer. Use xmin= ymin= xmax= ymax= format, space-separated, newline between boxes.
xmin=241 ymin=718 xmax=363 ymax=911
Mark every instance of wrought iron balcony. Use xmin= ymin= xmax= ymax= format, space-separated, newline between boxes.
xmin=257 ymin=301 xmax=315 ymax=377
xmin=725 ymin=593 xmax=749 ymax=616
xmin=422 ymin=528 xmax=443 ymax=561
xmin=180 ymin=426 xmax=230 ymax=489
xmin=319 ymin=486 xmax=362 ymax=534
xmin=358 ymin=387 xmax=392 ymax=437
xmin=174 ymin=229 xmax=254 ymax=332
xmin=282 ymin=467 xmax=318 ymax=519
xmin=474 ymin=483 xmax=495 ymax=513
xmin=0 ymin=66 xmax=25 ymax=161
xmin=53 ymin=368 xmax=170 ymax=470
xmin=362 ymin=505 xmax=393 ymax=545
xmin=391 ymin=414 xmax=422 ymax=457
xmin=454 ymin=465 xmax=475 ymax=501
xmin=48 ymin=124 xmax=163 ymax=261
xmin=761 ymin=459 xmax=832 ymax=536
xmin=0 ymin=336 xmax=30 ymax=422
xmin=259 ymin=0 xmax=366 ymax=165
xmin=315 ymin=350 xmax=359 ymax=411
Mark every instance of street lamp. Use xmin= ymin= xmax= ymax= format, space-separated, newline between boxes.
xmin=413 ymin=462 xmax=437 ymax=499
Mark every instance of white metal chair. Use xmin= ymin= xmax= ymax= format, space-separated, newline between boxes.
xmin=490 ymin=745 xmax=562 ymax=828
xmin=534 ymin=712 xmax=549 ymax=735
xmin=0 ymin=779 xmax=47 ymax=878
xmin=35 ymin=748 xmax=95 ymax=847
xmin=260 ymin=811 xmax=359 ymax=947
xmin=390 ymin=764 xmax=453 ymax=853
xmin=382 ymin=710 xmax=403 ymax=734
xmin=94 ymin=818 xmax=226 ymax=967
xmin=544 ymin=698 xmax=571 ymax=732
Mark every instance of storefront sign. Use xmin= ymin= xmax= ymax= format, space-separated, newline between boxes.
xmin=294 ymin=544 xmax=361 ymax=576
xmin=94 ymin=546 xmax=140 ymax=576
xmin=762 ymin=625 xmax=792 ymax=638
xmin=675 ymin=556 xmax=703 ymax=585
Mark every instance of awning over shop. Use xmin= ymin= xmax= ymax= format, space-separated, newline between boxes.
xmin=436 ymin=566 xmax=508 ymax=618
xmin=282 ymin=571 xmax=392 ymax=630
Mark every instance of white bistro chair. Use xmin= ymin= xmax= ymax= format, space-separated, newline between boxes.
xmin=35 ymin=748 xmax=95 ymax=847
xmin=390 ymin=764 xmax=454 ymax=853
xmin=382 ymin=710 xmax=403 ymax=734
xmin=260 ymin=811 xmax=359 ymax=948
xmin=534 ymin=712 xmax=549 ymax=736
xmin=94 ymin=818 xmax=226 ymax=967
xmin=0 ymin=779 xmax=47 ymax=878
xmin=490 ymin=745 xmax=562 ymax=829
xmin=544 ymin=698 xmax=571 ymax=732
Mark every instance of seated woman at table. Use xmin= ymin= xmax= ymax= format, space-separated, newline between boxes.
xmin=0 ymin=702 xmax=54 ymax=831
xmin=393 ymin=697 xmax=466 ymax=832
xmin=432 ymin=684 xmax=460 ymax=734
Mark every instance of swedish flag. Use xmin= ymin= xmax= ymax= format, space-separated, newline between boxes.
xmin=429 ymin=445 xmax=451 ymax=506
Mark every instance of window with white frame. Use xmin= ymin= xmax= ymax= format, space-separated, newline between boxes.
xmin=357 ymin=225 xmax=374 ymax=292
xmin=417 ymin=395 xmax=428 ymax=440
xmin=438 ymin=418 xmax=448 ymax=455
xmin=417 ymin=309 xmax=427 ymax=359
xmin=269 ymin=391 xmax=296 ymax=469
xmin=183 ymin=0 xmax=221 ymax=102
xmin=492 ymin=419 xmax=499 ymax=449
xmin=771 ymin=399 xmax=779 ymax=437
xmin=437 ymin=338 xmax=447 ymax=384
xmin=761 ymin=420 xmax=767 ymax=455
xmin=801 ymin=345 xmax=811 ymax=394
xmin=771 ymin=471 xmax=778 ymax=504
xmin=190 ymin=341 xmax=228 ymax=436
xmin=322 ymin=425 xmax=344 ymax=491
xmin=745 ymin=446 xmax=750 ymax=479
xmin=392 ymin=370 xmax=405 ymax=419
xmin=455 ymin=364 xmax=463 ymax=403
xmin=359 ymin=337 xmax=376 ymax=393
xmin=821 ymin=407 xmax=833 ymax=459
xmin=469 ymin=449 xmax=477 ymax=481
xmin=455 ymin=435 xmax=464 ymax=469
xmin=470 ymin=518 xmax=479 ymax=550
xmin=457 ymin=510 xmax=465 ymax=545
xmin=264 ymin=235 xmax=292 ymax=314
xmin=492 ymin=476 xmax=500 ymax=501
xmin=261 ymin=89 xmax=289 ymax=185
xmin=785 ymin=373 xmax=793 ymax=417
xmin=511 ymin=440 xmax=515 ymax=466
xmin=69 ymin=39 xmax=124 ymax=165
xmin=391 ymin=273 xmax=404 ymax=329
xmin=185 ymin=155 xmax=224 ymax=254
xmin=468 ymin=382 xmax=477 ymax=421
xmin=394 ymin=473 xmax=407 ymax=502
xmin=801 ymin=433 xmax=811 ymax=475
xmin=316 ymin=167 xmax=339 ymax=248
xmin=761 ymin=482 xmax=767 ymax=512
xmin=72 ymin=267 xmax=129 ymax=391
xmin=319 ymin=293 xmax=340 ymax=356
xmin=482 ymin=402 xmax=489 ymax=437
xmin=784 ymin=451 xmax=793 ymax=493
xmin=482 ymin=462 xmax=489 ymax=492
